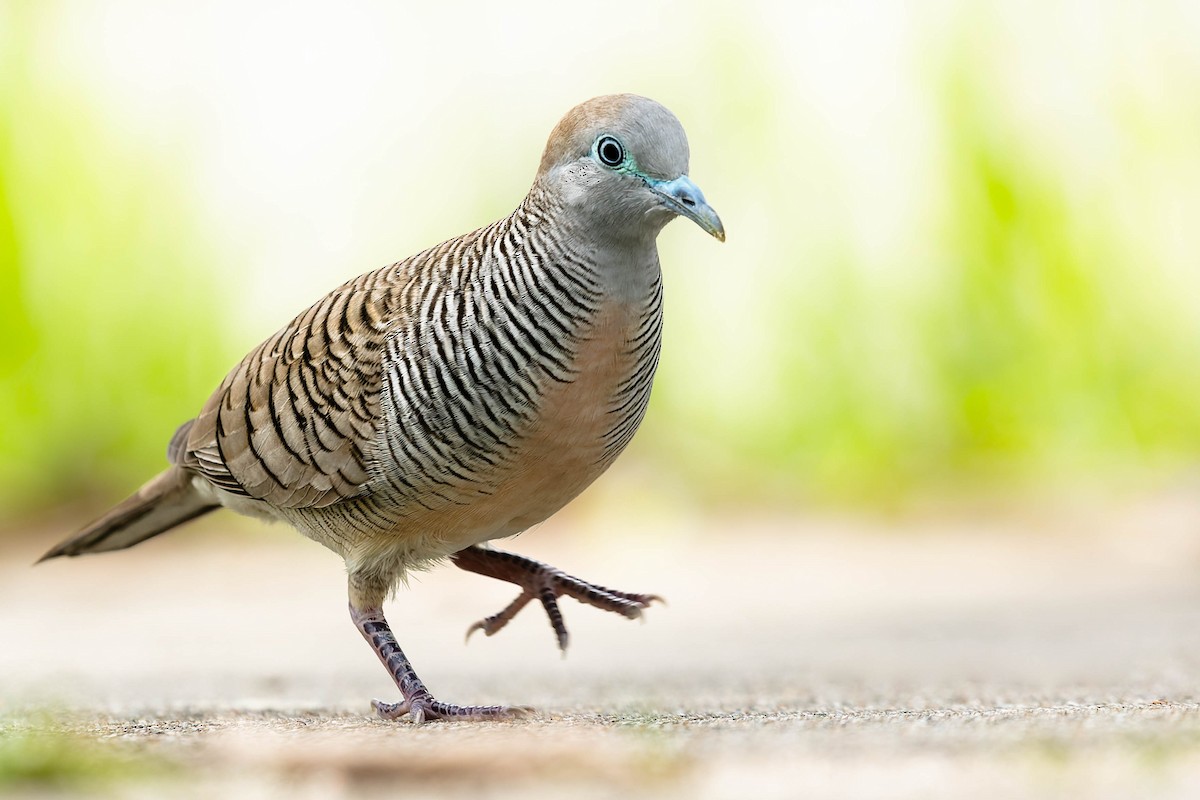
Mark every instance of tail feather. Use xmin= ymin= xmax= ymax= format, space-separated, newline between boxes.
xmin=38 ymin=467 xmax=217 ymax=562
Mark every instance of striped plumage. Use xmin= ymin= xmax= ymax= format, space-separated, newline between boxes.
xmin=40 ymin=94 xmax=723 ymax=723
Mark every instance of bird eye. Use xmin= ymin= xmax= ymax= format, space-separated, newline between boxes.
xmin=596 ymin=136 xmax=625 ymax=167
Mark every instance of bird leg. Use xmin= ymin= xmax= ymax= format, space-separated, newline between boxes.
xmin=451 ymin=545 xmax=663 ymax=653
xmin=350 ymin=603 xmax=529 ymax=723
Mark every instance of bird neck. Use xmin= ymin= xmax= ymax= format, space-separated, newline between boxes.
xmin=520 ymin=179 xmax=663 ymax=301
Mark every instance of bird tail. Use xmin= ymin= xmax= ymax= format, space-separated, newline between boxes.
xmin=37 ymin=467 xmax=217 ymax=562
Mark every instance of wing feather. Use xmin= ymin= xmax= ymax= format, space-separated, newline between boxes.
xmin=181 ymin=272 xmax=395 ymax=508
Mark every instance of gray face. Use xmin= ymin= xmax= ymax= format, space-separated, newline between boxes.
xmin=538 ymin=94 xmax=724 ymax=244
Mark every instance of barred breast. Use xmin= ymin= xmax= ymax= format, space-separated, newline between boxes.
xmin=237 ymin=198 xmax=666 ymax=564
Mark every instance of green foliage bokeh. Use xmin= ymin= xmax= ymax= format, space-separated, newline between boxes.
xmin=3 ymin=3 xmax=1200 ymax=521
xmin=0 ymin=6 xmax=233 ymax=515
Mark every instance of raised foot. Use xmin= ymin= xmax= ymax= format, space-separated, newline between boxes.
xmin=452 ymin=546 xmax=663 ymax=653
xmin=371 ymin=697 xmax=534 ymax=724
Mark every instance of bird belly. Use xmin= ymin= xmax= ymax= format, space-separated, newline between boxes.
xmin=341 ymin=304 xmax=652 ymax=564
xmin=438 ymin=305 xmax=649 ymax=548
xmin=281 ymin=293 xmax=658 ymax=574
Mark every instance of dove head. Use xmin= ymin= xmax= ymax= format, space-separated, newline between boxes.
xmin=536 ymin=94 xmax=724 ymax=244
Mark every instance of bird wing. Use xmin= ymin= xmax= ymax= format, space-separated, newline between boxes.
xmin=181 ymin=275 xmax=393 ymax=508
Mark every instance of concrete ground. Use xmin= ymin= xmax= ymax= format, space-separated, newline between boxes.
xmin=4 ymin=485 xmax=1200 ymax=798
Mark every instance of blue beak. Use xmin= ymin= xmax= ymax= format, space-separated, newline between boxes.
xmin=650 ymin=175 xmax=725 ymax=242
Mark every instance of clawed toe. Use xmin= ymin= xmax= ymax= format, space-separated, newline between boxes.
xmin=464 ymin=590 xmax=535 ymax=642
xmin=371 ymin=697 xmax=534 ymax=724
xmin=453 ymin=546 xmax=663 ymax=654
xmin=372 ymin=698 xmax=412 ymax=720
xmin=465 ymin=596 xmax=569 ymax=652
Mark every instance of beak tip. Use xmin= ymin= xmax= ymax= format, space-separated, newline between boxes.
xmin=652 ymin=174 xmax=724 ymax=243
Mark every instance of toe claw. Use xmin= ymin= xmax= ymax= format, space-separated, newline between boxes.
xmin=371 ymin=699 xmax=411 ymax=720
xmin=373 ymin=696 xmax=535 ymax=723
xmin=453 ymin=547 xmax=664 ymax=653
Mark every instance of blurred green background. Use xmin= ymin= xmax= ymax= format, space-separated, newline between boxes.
xmin=3 ymin=0 xmax=1200 ymax=524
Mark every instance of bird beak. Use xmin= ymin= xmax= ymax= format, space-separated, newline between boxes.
xmin=651 ymin=175 xmax=726 ymax=242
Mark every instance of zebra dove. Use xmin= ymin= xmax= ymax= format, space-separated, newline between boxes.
xmin=39 ymin=94 xmax=724 ymax=723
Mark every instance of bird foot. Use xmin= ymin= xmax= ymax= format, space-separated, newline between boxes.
xmin=352 ymin=603 xmax=532 ymax=725
xmin=371 ymin=697 xmax=534 ymax=724
xmin=452 ymin=546 xmax=663 ymax=653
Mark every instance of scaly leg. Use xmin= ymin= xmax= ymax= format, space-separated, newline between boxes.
xmin=350 ymin=603 xmax=529 ymax=723
xmin=451 ymin=545 xmax=663 ymax=653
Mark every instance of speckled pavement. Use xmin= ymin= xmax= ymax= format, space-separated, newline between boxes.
xmin=5 ymin=488 xmax=1200 ymax=798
